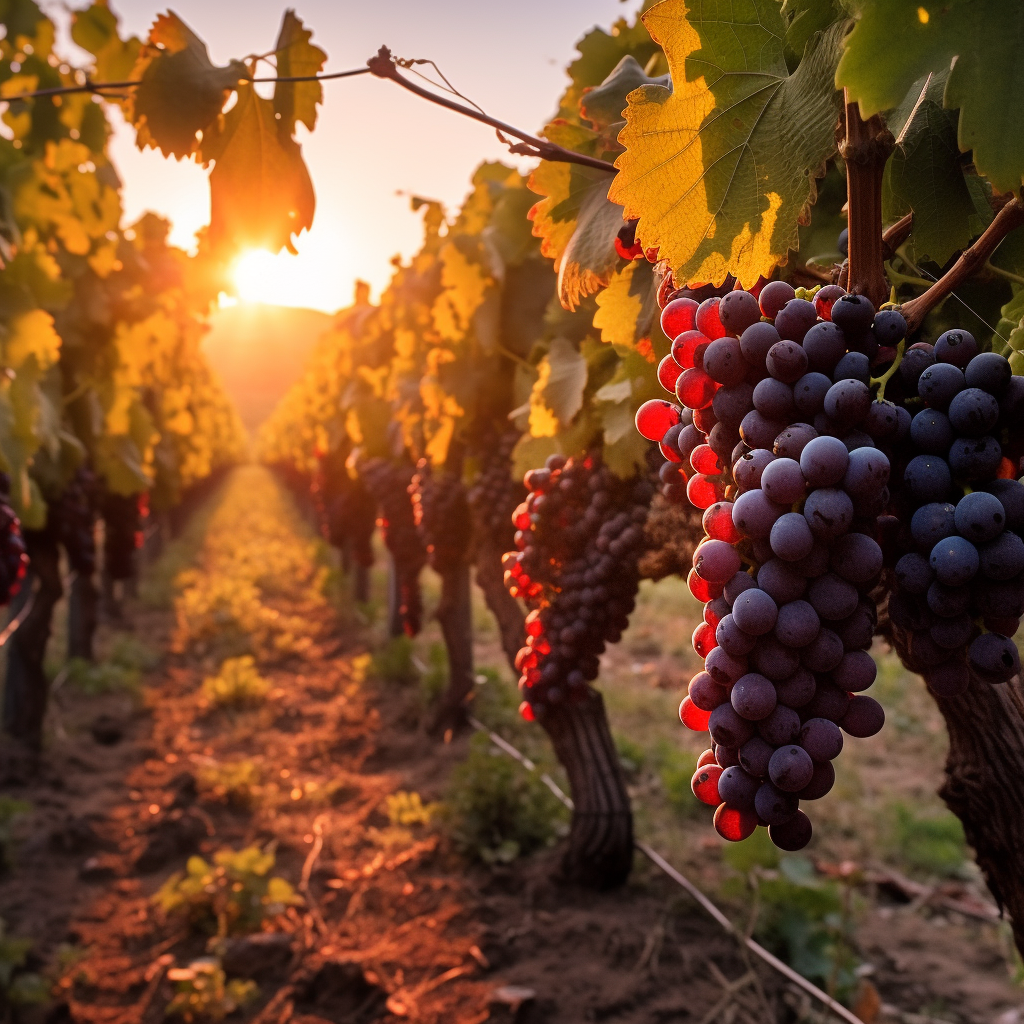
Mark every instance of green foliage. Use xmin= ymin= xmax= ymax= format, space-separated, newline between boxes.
xmin=197 ymin=759 xmax=262 ymax=809
xmin=723 ymin=834 xmax=860 ymax=1003
xmin=166 ymin=958 xmax=258 ymax=1022
xmin=385 ymin=791 xmax=439 ymax=827
xmin=883 ymin=801 xmax=968 ymax=877
xmin=65 ymin=633 xmax=159 ymax=695
xmin=655 ymin=745 xmax=701 ymax=818
xmin=614 ymin=733 xmax=647 ymax=780
xmin=202 ymin=656 xmax=270 ymax=710
xmin=837 ymin=0 xmax=1024 ymax=194
xmin=152 ymin=846 xmax=299 ymax=937
xmin=442 ymin=734 xmax=567 ymax=865
xmin=0 ymin=798 xmax=30 ymax=871
xmin=419 ymin=642 xmax=448 ymax=706
xmin=0 ymin=917 xmax=45 ymax=1005
xmin=370 ymin=635 xmax=417 ymax=685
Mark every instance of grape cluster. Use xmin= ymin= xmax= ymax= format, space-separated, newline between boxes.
xmin=410 ymin=459 xmax=473 ymax=573
xmin=325 ymin=475 xmax=376 ymax=569
xmin=888 ymin=338 xmax=1024 ymax=691
xmin=636 ymin=279 xmax=927 ymax=850
xmin=467 ymin=427 xmax=526 ymax=548
xmin=360 ymin=458 xmax=427 ymax=636
xmin=102 ymin=491 xmax=142 ymax=581
xmin=0 ymin=474 xmax=28 ymax=605
xmin=503 ymin=454 xmax=653 ymax=719
xmin=52 ymin=469 xmax=98 ymax=576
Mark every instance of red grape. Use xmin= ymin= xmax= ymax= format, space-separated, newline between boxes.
xmin=661 ymin=296 xmax=699 ymax=338
xmin=687 ymin=568 xmax=724 ymax=602
xmin=703 ymin=501 xmax=742 ymax=543
xmin=676 ymin=368 xmax=717 ymax=410
xmin=713 ymin=803 xmax=758 ymax=841
xmin=692 ymin=620 xmax=718 ymax=657
xmin=658 ymin=354 xmax=683 ymax=393
xmin=691 ymin=764 xmax=723 ymax=805
xmin=686 ymin=472 xmax=721 ymax=509
xmin=671 ymin=330 xmax=711 ymax=370
xmin=679 ymin=695 xmax=712 ymax=731
xmin=696 ymin=297 xmax=727 ymax=339
xmin=635 ymin=399 xmax=681 ymax=441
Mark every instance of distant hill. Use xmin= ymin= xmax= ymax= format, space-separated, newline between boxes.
xmin=203 ymin=302 xmax=333 ymax=432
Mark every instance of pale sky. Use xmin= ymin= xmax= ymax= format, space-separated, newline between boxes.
xmin=46 ymin=0 xmax=640 ymax=312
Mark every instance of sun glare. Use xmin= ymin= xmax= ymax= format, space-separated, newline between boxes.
xmin=226 ymin=236 xmax=359 ymax=313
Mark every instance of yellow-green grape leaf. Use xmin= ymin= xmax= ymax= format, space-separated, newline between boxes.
xmin=529 ymin=337 xmax=588 ymax=435
xmin=529 ymin=122 xmax=619 ymax=311
xmin=71 ymin=2 xmax=141 ymax=86
xmin=1000 ymin=290 xmax=1024 ymax=374
xmin=1 ymin=0 xmax=51 ymax=50
xmin=5 ymin=309 xmax=60 ymax=370
xmin=610 ymin=0 xmax=846 ymax=289
xmin=780 ymin=0 xmax=844 ymax=68
xmin=882 ymin=72 xmax=990 ymax=267
xmin=273 ymin=10 xmax=326 ymax=136
xmin=592 ymin=260 xmax=659 ymax=350
xmin=837 ymin=0 xmax=1024 ymax=195
xmin=202 ymin=83 xmax=315 ymax=254
xmin=580 ymin=55 xmax=669 ymax=132
xmin=128 ymin=12 xmax=246 ymax=159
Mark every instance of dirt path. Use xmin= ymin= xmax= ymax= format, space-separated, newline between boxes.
xmin=2 ymin=467 xmax=1023 ymax=1024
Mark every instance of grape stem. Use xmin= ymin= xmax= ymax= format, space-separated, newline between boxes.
xmin=869 ymin=339 xmax=905 ymax=401
xmin=901 ymin=198 xmax=1024 ymax=333
xmin=367 ymin=47 xmax=618 ymax=174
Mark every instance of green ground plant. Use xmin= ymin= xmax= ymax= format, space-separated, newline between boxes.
xmin=197 ymin=759 xmax=263 ymax=809
xmin=166 ymin=959 xmax=258 ymax=1021
xmin=442 ymin=733 xmax=567 ymax=865
xmin=0 ymin=799 xmax=30 ymax=872
xmin=883 ymin=802 xmax=968 ymax=878
xmin=202 ymin=657 xmax=271 ymax=710
xmin=152 ymin=846 xmax=299 ymax=936
xmin=370 ymin=636 xmax=417 ymax=685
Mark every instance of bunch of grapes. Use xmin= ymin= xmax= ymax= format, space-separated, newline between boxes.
xmin=410 ymin=459 xmax=473 ymax=573
xmin=502 ymin=453 xmax=653 ymax=720
xmin=102 ymin=491 xmax=142 ymax=582
xmin=888 ymin=340 xmax=1024 ymax=691
xmin=325 ymin=476 xmax=376 ymax=568
xmin=634 ymin=275 xmax=1024 ymax=851
xmin=52 ymin=469 xmax=98 ymax=576
xmin=0 ymin=474 xmax=28 ymax=605
xmin=467 ymin=427 xmax=526 ymax=549
xmin=360 ymin=458 xmax=427 ymax=636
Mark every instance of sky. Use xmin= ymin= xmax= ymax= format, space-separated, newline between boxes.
xmin=45 ymin=0 xmax=640 ymax=313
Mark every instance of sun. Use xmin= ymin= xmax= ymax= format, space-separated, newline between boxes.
xmin=232 ymin=249 xmax=282 ymax=304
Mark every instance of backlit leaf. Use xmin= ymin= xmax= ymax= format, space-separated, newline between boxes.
xmin=529 ymin=337 xmax=588 ymax=435
xmin=72 ymin=2 xmax=141 ymax=88
xmin=610 ymin=0 xmax=846 ymax=288
xmin=836 ymin=0 xmax=1024 ymax=194
xmin=5 ymin=308 xmax=60 ymax=370
xmin=202 ymin=83 xmax=315 ymax=254
xmin=592 ymin=260 xmax=659 ymax=350
xmin=129 ymin=11 xmax=246 ymax=159
xmin=273 ymin=10 xmax=326 ymax=136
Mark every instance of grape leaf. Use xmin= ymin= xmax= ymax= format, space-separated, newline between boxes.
xmin=273 ymin=10 xmax=326 ymax=136
xmin=129 ymin=12 xmax=245 ymax=159
xmin=610 ymin=0 xmax=846 ymax=289
xmin=5 ymin=308 xmax=59 ymax=369
xmin=836 ymin=0 xmax=1024 ymax=194
xmin=531 ymin=337 xmax=587 ymax=431
xmin=780 ymin=0 xmax=844 ymax=68
xmin=72 ymin=2 xmax=141 ymax=87
xmin=883 ymin=72 xmax=990 ymax=266
xmin=580 ymin=55 xmax=669 ymax=132
xmin=201 ymin=83 xmax=315 ymax=254
xmin=592 ymin=260 xmax=659 ymax=350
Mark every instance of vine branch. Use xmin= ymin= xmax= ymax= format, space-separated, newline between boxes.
xmin=366 ymin=47 xmax=617 ymax=174
xmin=901 ymin=198 xmax=1024 ymax=333
xmin=0 ymin=66 xmax=373 ymax=100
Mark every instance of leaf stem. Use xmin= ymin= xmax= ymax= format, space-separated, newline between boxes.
xmin=366 ymin=47 xmax=618 ymax=174
xmin=901 ymin=198 xmax=1024 ymax=333
xmin=869 ymin=339 xmax=905 ymax=401
xmin=985 ymin=261 xmax=1024 ymax=287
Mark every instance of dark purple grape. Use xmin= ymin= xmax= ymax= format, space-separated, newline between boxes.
xmin=904 ymin=454 xmax=952 ymax=503
xmin=709 ymin=702 xmax=757 ymax=747
xmin=724 ymin=571 xmax=758 ymax=605
xmin=774 ymin=599 xmax=820 ymax=648
xmin=719 ymin=290 xmax=762 ymax=334
xmin=910 ymin=409 xmax=954 ymax=454
xmin=769 ymin=512 xmax=815 ymax=562
xmin=753 ymin=378 xmax=795 ymax=420
xmin=830 ymin=293 xmax=875 ymax=333
xmin=775 ymin=667 xmax=816 ymax=708
xmin=803 ymin=488 xmax=854 ymax=540
xmin=717 ymin=614 xmax=758 ymax=656
xmin=948 ymin=436 xmax=1003 ymax=482
xmin=911 ymin=502 xmax=956 ymax=548
xmin=917 ymin=362 xmax=965 ymax=410
xmin=732 ymin=488 xmax=785 ymax=539
xmin=895 ymin=553 xmax=935 ymax=594
xmin=954 ymin=490 xmax=1006 ymax=542
xmin=979 ymin=531 xmax=1024 ymax=580
xmin=739 ymin=735 xmax=774 ymax=777
xmin=801 ymin=322 xmax=846 ymax=373
xmin=929 ymin=535 xmax=979 ymax=586
xmin=731 ymin=672 xmax=779 ymax=721
xmin=872 ymin=309 xmax=907 ymax=344
xmin=750 ymin=635 xmax=801 ymax=681
xmin=741 ymin=410 xmax=789 ymax=450
xmin=965 ymin=351 xmax=1011 ymax=395
xmin=705 ymin=645 xmax=748 ymax=686
xmin=799 ymin=717 xmax=844 ymax=761
xmin=760 ymin=459 xmax=807 ymax=505
xmin=718 ymin=766 xmax=760 ymax=809
xmin=982 ymin=479 xmax=1024 ymax=531
xmin=769 ymin=809 xmax=813 ymax=850
xmin=759 ymin=704 xmax=801 ymax=745
xmin=807 ymin=572 xmax=859 ymax=620
xmin=934 ymin=328 xmax=977 ymax=367
xmin=799 ymin=435 xmax=849 ymax=487
xmin=793 ymin=372 xmax=832 ymax=416
xmin=704 ymin=337 xmax=747 ymax=386
xmin=733 ymin=448 xmax=776 ymax=492
xmin=774 ymin=298 xmax=817 ymax=343
xmin=768 ymin=744 xmax=815 ymax=792
xmin=948 ymin=388 xmax=999 ymax=437
xmin=833 ymin=351 xmax=871 ymax=384
xmin=755 ymin=782 xmax=799 ymax=825
xmin=731 ymin=588 xmax=779 ymax=635
xmin=824 ymin=379 xmax=872 ymax=426
xmin=832 ymin=649 xmax=876 ymax=691
xmin=740 ymin=321 xmax=782 ymax=368
xmin=798 ymin=761 xmax=835 ymax=800
xmin=757 ymin=559 xmax=807 ymax=603
xmin=830 ymin=533 xmax=883 ymax=585
xmin=967 ymin=632 xmax=1020 ymax=683
xmin=840 ymin=695 xmax=885 ymax=737
xmin=773 ymin=422 xmax=819 ymax=460
xmin=801 ymin=628 xmax=844 ymax=672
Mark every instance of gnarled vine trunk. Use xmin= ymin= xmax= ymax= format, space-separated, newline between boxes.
xmin=68 ymin=571 xmax=98 ymax=661
xmin=539 ymin=689 xmax=633 ymax=889
xmin=2 ymin=530 xmax=63 ymax=750
xmin=932 ymin=681 xmax=1024 ymax=952
xmin=431 ymin=560 xmax=474 ymax=734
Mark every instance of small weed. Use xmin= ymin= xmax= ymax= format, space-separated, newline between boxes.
xmin=0 ymin=798 xmax=30 ymax=871
xmin=614 ymin=734 xmax=647 ymax=780
xmin=166 ymin=958 xmax=258 ymax=1021
xmin=722 ymin=832 xmax=861 ymax=1003
xmin=153 ymin=846 xmax=299 ymax=936
xmin=420 ymin=642 xmax=447 ymax=705
xmin=386 ymin=791 xmax=439 ymax=826
xmin=442 ymin=733 xmax=567 ymax=865
xmin=197 ymin=760 xmax=262 ymax=809
xmin=370 ymin=636 xmax=417 ymax=685
xmin=883 ymin=801 xmax=967 ymax=877
xmin=202 ymin=657 xmax=270 ymax=710
xmin=0 ymin=918 xmax=45 ymax=1005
